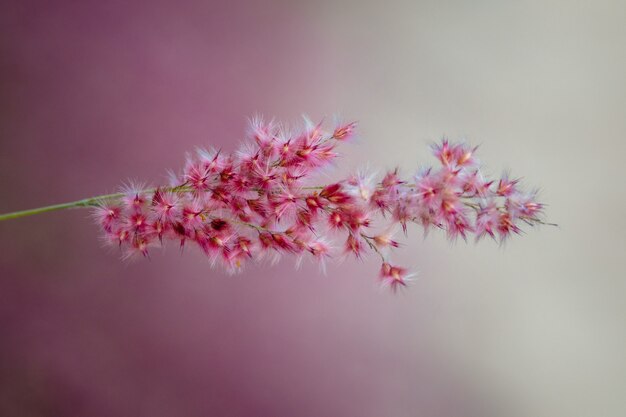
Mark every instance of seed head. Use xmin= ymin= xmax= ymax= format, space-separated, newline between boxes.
xmin=93 ymin=119 xmax=547 ymax=290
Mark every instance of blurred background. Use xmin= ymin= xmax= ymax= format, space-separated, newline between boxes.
xmin=1 ymin=0 xmax=625 ymax=416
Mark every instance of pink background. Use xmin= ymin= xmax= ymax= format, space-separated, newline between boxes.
xmin=1 ymin=1 xmax=625 ymax=416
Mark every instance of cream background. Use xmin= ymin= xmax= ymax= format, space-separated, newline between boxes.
xmin=309 ymin=1 xmax=626 ymax=415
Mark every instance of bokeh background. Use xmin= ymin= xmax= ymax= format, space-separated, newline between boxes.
xmin=1 ymin=0 xmax=625 ymax=416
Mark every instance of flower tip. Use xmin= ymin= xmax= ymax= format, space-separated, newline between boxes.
xmin=332 ymin=121 xmax=358 ymax=141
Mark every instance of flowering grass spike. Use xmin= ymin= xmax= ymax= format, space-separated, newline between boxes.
xmin=0 ymin=117 xmax=550 ymax=291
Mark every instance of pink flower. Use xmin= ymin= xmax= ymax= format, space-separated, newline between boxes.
xmin=332 ymin=121 xmax=357 ymax=141
xmin=496 ymin=173 xmax=519 ymax=197
xmin=475 ymin=202 xmax=500 ymax=241
xmin=370 ymin=229 xmax=400 ymax=249
xmin=93 ymin=117 xmax=548 ymax=290
xmin=92 ymin=205 xmax=120 ymax=233
xmin=379 ymin=262 xmax=413 ymax=292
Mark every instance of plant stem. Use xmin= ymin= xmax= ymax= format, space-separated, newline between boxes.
xmin=0 ymin=184 xmax=325 ymax=222
xmin=0 ymin=192 xmax=125 ymax=222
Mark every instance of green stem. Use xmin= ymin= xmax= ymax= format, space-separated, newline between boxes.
xmin=0 ymin=184 xmax=327 ymax=223
xmin=0 ymin=192 xmax=126 ymax=222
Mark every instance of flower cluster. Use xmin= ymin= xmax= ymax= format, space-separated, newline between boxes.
xmin=93 ymin=117 xmax=546 ymax=290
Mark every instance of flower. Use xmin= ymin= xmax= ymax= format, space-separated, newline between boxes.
xmin=93 ymin=117 xmax=547 ymax=290
xmin=332 ymin=121 xmax=357 ymax=141
xmin=379 ymin=262 xmax=414 ymax=292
